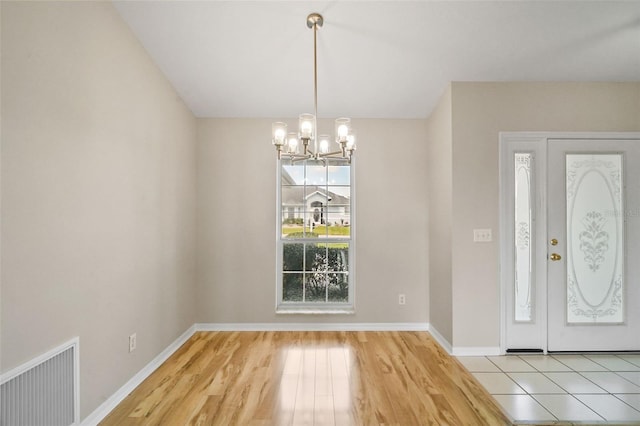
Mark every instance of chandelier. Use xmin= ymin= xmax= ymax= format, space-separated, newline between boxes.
xmin=271 ymin=13 xmax=356 ymax=163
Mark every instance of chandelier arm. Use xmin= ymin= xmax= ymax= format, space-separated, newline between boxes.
xmin=318 ymin=150 xmax=345 ymax=158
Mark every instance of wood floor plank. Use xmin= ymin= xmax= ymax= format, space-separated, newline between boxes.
xmin=99 ymin=331 xmax=510 ymax=426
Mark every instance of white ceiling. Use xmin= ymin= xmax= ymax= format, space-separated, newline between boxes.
xmin=113 ymin=1 xmax=640 ymax=119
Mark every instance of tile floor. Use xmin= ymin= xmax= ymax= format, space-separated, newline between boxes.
xmin=457 ymin=354 xmax=640 ymax=424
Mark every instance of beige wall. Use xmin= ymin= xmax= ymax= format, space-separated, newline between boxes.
xmin=449 ymin=82 xmax=640 ymax=349
xmin=196 ymin=118 xmax=429 ymax=324
xmin=426 ymin=86 xmax=453 ymax=343
xmin=1 ymin=2 xmax=197 ymax=418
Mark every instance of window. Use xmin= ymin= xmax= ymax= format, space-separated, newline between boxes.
xmin=277 ymin=159 xmax=355 ymax=312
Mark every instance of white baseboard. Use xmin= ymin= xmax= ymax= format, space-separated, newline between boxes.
xmin=194 ymin=322 xmax=430 ymax=332
xmin=427 ymin=324 xmax=453 ymax=354
xmin=452 ymin=346 xmax=502 ymax=357
xmin=423 ymin=326 xmax=501 ymax=357
xmin=81 ymin=325 xmax=196 ymax=426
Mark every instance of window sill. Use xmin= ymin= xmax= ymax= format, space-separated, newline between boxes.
xmin=276 ymin=307 xmax=355 ymax=315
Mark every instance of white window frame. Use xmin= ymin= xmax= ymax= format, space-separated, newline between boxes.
xmin=275 ymin=158 xmax=356 ymax=314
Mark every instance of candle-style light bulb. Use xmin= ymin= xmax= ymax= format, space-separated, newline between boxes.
xmin=287 ymin=133 xmax=299 ymax=154
xmin=319 ymin=135 xmax=330 ymax=154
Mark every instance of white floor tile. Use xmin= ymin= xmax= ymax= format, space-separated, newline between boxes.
xmin=519 ymin=355 xmax=572 ymax=372
xmin=581 ymin=372 xmax=640 ymax=393
xmin=619 ymin=355 xmax=640 ymax=368
xmin=492 ymin=394 xmax=556 ymax=422
xmin=456 ymin=356 xmax=501 ymax=372
xmin=615 ymin=394 xmax=640 ymax=411
xmin=551 ymin=355 xmax=608 ymax=371
xmin=617 ymin=371 xmax=640 ymax=387
xmin=507 ymin=372 xmax=566 ymax=394
xmin=487 ymin=356 xmax=537 ymax=372
xmin=585 ymin=354 xmax=640 ymax=371
xmin=574 ymin=394 xmax=640 ymax=422
xmin=543 ymin=372 xmax=608 ymax=394
xmin=471 ymin=355 xmax=640 ymax=424
xmin=532 ymin=394 xmax=604 ymax=422
xmin=472 ymin=372 xmax=526 ymax=394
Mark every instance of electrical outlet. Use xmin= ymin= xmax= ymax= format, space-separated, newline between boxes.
xmin=129 ymin=333 xmax=137 ymax=353
xmin=398 ymin=294 xmax=406 ymax=305
xmin=473 ymin=228 xmax=492 ymax=242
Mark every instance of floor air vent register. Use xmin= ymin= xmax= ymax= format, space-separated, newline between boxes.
xmin=0 ymin=338 xmax=79 ymax=426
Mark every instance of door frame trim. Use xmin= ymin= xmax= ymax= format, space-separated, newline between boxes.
xmin=499 ymin=132 xmax=640 ymax=355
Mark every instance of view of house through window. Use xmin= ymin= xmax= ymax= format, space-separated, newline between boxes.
xmin=277 ymin=159 xmax=354 ymax=309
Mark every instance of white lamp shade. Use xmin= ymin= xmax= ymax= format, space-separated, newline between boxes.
xmin=346 ymin=132 xmax=356 ymax=150
xmin=272 ymin=122 xmax=287 ymax=146
xmin=299 ymin=114 xmax=315 ymax=139
xmin=335 ymin=117 xmax=351 ymax=143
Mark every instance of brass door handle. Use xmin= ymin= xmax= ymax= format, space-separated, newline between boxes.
xmin=550 ymin=253 xmax=562 ymax=261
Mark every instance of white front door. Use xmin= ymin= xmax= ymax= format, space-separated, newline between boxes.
xmin=501 ymin=133 xmax=640 ymax=353
xmin=547 ymin=138 xmax=640 ymax=351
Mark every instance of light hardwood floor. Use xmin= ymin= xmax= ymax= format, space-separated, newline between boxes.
xmin=100 ymin=331 xmax=510 ymax=425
